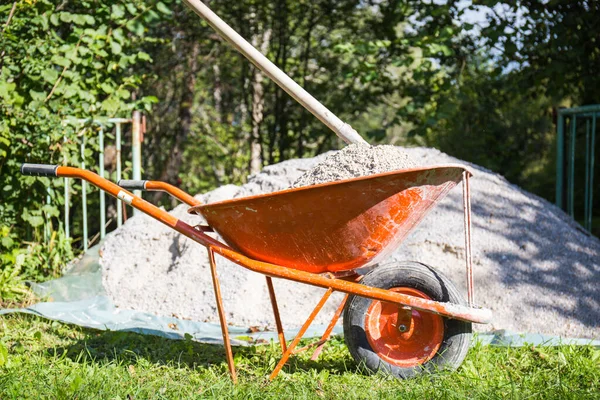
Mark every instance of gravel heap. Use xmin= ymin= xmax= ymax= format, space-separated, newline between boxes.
xmin=291 ymin=144 xmax=416 ymax=187
xmin=100 ymin=146 xmax=600 ymax=338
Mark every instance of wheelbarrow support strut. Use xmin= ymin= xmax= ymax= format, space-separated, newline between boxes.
xmin=21 ymin=163 xmax=492 ymax=382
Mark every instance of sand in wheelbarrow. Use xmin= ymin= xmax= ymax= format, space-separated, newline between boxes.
xmin=290 ymin=143 xmax=416 ymax=187
xmin=100 ymin=145 xmax=600 ymax=339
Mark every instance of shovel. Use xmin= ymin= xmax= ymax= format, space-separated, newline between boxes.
xmin=182 ymin=0 xmax=368 ymax=145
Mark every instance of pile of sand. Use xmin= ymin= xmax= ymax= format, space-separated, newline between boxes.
xmin=100 ymin=146 xmax=600 ymax=338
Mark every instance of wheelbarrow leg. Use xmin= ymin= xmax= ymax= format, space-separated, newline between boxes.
xmin=462 ymin=171 xmax=474 ymax=307
xmin=310 ymin=293 xmax=349 ymax=361
xmin=269 ymin=288 xmax=333 ymax=380
xmin=207 ymin=248 xmax=238 ymax=383
xmin=265 ymin=277 xmax=287 ymax=353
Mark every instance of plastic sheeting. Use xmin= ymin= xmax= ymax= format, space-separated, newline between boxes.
xmin=1 ymin=245 xmax=598 ymax=348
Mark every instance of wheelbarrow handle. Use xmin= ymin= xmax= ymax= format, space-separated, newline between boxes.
xmin=117 ymin=179 xmax=147 ymax=190
xmin=118 ymin=179 xmax=201 ymax=207
xmin=21 ymin=163 xmax=59 ymax=177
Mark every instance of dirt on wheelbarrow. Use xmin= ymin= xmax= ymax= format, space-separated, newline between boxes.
xmin=100 ymin=145 xmax=600 ymax=339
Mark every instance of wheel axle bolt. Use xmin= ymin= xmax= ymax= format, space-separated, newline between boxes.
xmin=398 ymin=324 xmax=407 ymax=332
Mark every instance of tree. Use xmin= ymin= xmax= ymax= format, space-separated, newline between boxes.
xmin=138 ymin=0 xmax=417 ymax=200
xmin=481 ymin=0 xmax=600 ymax=105
xmin=394 ymin=0 xmax=600 ymax=203
xmin=0 ymin=0 xmax=164 ymax=295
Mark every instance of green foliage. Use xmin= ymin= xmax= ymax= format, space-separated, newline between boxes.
xmin=399 ymin=54 xmax=555 ymax=192
xmin=0 ymin=225 xmax=73 ymax=305
xmin=480 ymin=1 xmax=600 ymax=105
xmin=0 ymin=0 xmax=166 ymax=301
xmin=393 ymin=1 xmax=600 ymax=207
xmin=139 ymin=0 xmax=416 ymax=197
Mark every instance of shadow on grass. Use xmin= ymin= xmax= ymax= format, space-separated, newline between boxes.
xmin=44 ymin=328 xmax=242 ymax=370
xmin=282 ymin=353 xmax=358 ymax=376
xmin=41 ymin=320 xmax=355 ymax=376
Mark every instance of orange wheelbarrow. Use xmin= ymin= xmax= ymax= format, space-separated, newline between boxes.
xmin=21 ymin=162 xmax=491 ymax=381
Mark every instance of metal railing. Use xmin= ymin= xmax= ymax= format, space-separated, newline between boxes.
xmin=60 ymin=111 xmax=143 ymax=251
xmin=556 ymin=105 xmax=598 ymax=232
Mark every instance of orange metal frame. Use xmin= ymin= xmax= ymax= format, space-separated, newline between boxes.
xmin=50 ymin=166 xmax=490 ymax=382
xmin=142 ymin=180 xmax=202 ymax=207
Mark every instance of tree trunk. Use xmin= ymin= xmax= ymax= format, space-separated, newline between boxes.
xmin=212 ymin=63 xmax=223 ymax=123
xmin=249 ymin=28 xmax=271 ymax=175
xmin=155 ymin=41 xmax=200 ymax=201
xmin=297 ymin=7 xmax=316 ymax=158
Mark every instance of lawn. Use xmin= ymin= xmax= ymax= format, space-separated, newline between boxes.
xmin=0 ymin=314 xmax=598 ymax=399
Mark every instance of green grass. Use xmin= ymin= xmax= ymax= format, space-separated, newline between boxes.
xmin=0 ymin=314 xmax=598 ymax=399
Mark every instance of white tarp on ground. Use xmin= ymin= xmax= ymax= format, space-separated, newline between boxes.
xmin=2 ymin=244 xmax=598 ymax=348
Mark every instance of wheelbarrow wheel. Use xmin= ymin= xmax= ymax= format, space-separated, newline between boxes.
xmin=343 ymin=261 xmax=472 ymax=379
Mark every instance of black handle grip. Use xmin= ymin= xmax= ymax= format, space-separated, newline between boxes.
xmin=118 ymin=179 xmax=147 ymax=190
xmin=21 ymin=163 xmax=59 ymax=177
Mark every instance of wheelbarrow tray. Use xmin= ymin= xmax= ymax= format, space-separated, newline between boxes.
xmin=189 ymin=165 xmax=467 ymax=274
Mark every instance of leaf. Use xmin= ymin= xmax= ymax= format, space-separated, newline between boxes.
xmin=125 ymin=3 xmax=137 ymax=15
xmin=111 ymin=5 xmax=125 ymax=19
xmin=126 ymin=20 xmax=144 ymax=36
xmin=591 ymin=350 xmax=600 ymax=363
xmin=72 ymin=14 xmax=87 ymax=25
xmin=25 ymin=215 xmax=44 ymax=228
xmin=156 ymin=2 xmax=172 ymax=15
xmin=113 ymin=28 xmax=125 ymax=44
xmin=100 ymin=83 xmax=114 ymax=94
xmin=70 ymin=375 xmax=83 ymax=392
xmin=65 ymin=48 xmax=80 ymax=62
xmin=136 ymin=51 xmax=151 ymax=61
xmin=101 ymin=97 xmax=121 ymax=113
xmin=63 ymin=85 xmax=78 ymax=98
xmin=0 ymin=82 xmax=16 ymax=99
xmin=51 ymin=55 xmax=71 ymax=68
xmin=59 ymin=13 xmax=73 ymax=23
xmin=1 ymin=236 xmax=13 ymax=249
xmin=50 ymin=13 xmax=60 ymax=26
xmin=144 ymin=10 xmax=160 ymax=23
xmin=116 ymin=89 xmax=130 ymax=99
xmin=0 ymin=342 xmax=8 ymax=367
xmin=110 ymin=40 xmax=122 ymax=55
xmin=41 ymin=204 xmax=60 ymax=218
xmin=143 ymin=95 xmax=159 ymax=103
xmin=41 ymin=69 xmax=59 ymax=84
xmin=29 ymin=90 xmax=46 ymax=102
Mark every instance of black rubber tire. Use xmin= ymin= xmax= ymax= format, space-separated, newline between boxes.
xmin=343 ymin=261 xmax=472 ymax=379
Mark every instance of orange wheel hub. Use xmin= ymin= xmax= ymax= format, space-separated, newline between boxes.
xmin=364 ymin=288 xmax=444 ymax=368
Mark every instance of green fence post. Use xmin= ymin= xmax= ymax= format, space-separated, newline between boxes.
xmin=585 ymin=120 xmax=591 ymax=230
xmin=131 ymin=111 xmax=142 ymax=214
xmin=568 ymin=115 xmax=577 ymax=217
xmin=81 ymin=133 xmax=88 ymax=252
xmin=63 ymin=135 xmax=70 ymax=239
xmin=99 ymin=126 xmax=106 ymax=239
xmin=590 ymin=114 xmax=596 ymax=231
xmin=116 ymin=123 xmax=123 ymax=227
xmin=556 ymin=112 xmax=564 ymax=208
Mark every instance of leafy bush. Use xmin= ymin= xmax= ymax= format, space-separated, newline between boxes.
xmin=0 ymin=0 xmax=169 ymax=302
